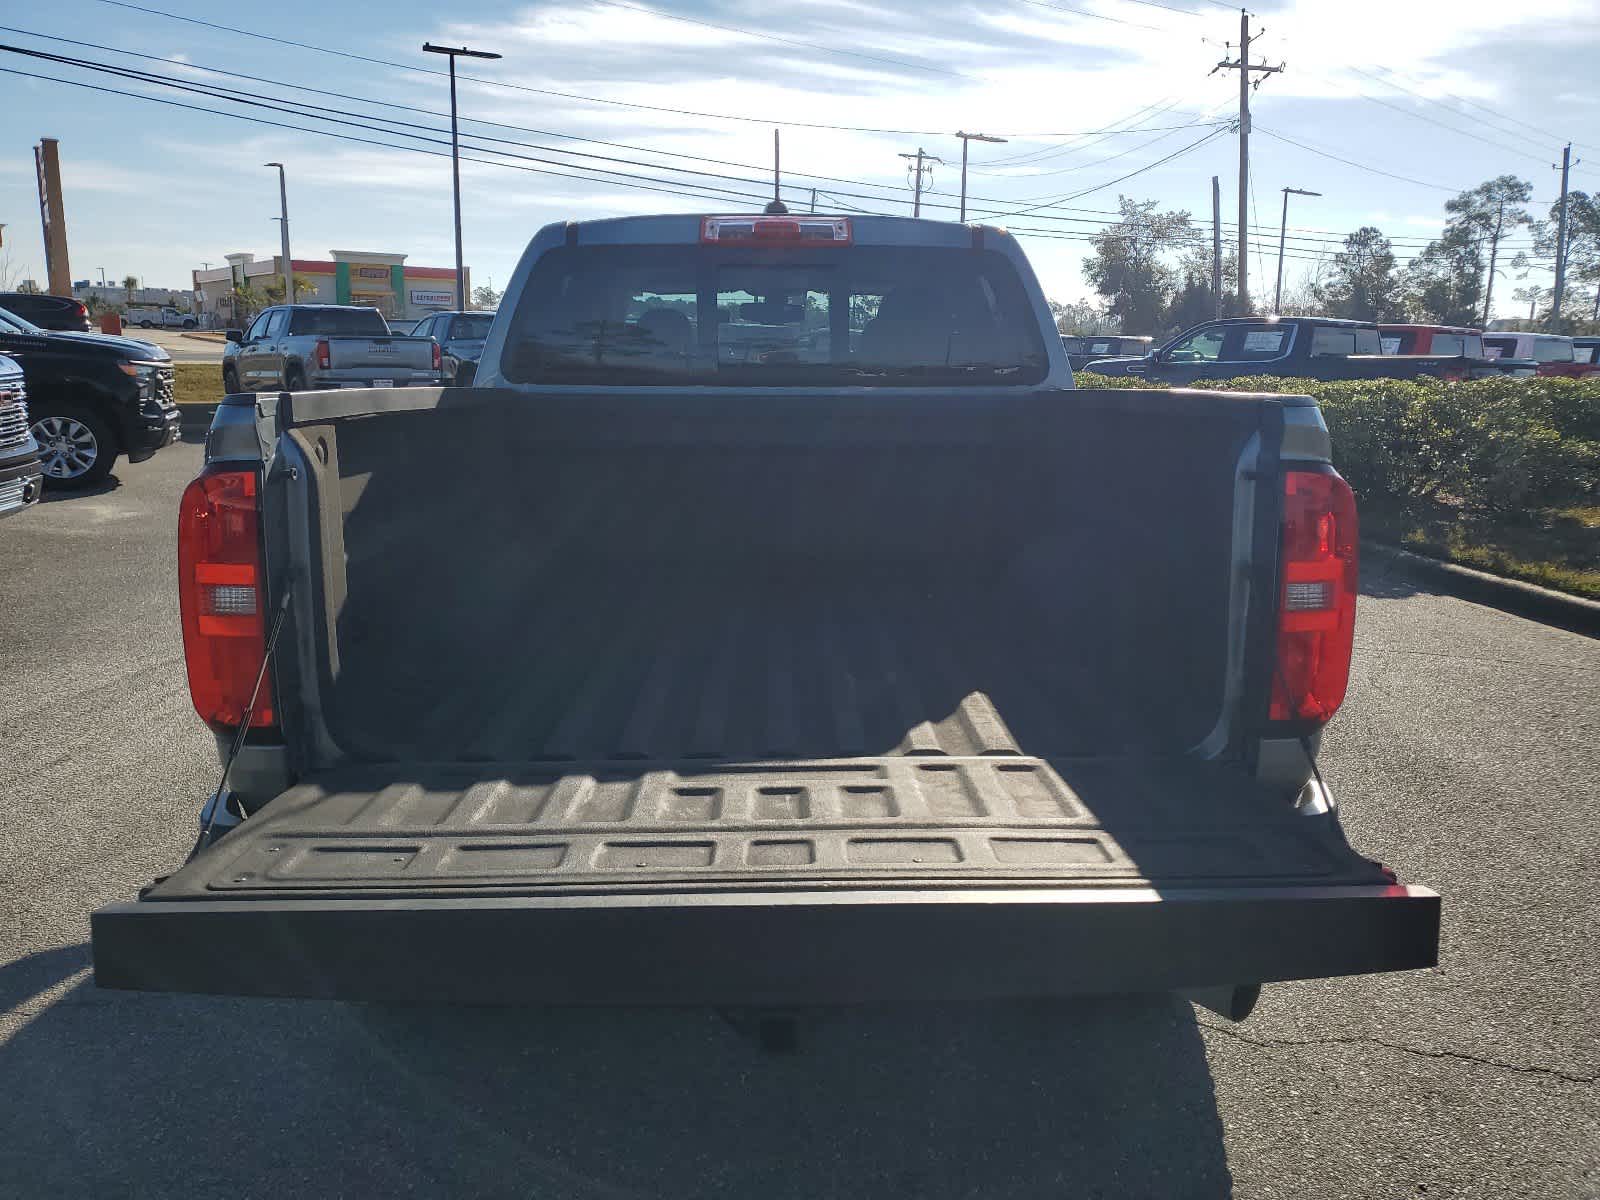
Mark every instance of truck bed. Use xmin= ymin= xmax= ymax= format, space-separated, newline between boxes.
xmin=92 ymin=384 xmax=1440 ymax=1003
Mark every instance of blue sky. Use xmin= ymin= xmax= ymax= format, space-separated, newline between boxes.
xmin=2 ymin=0 xmax=1597 ymax=315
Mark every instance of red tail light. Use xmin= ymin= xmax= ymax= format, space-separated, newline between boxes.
xmin=315 ymin=339 xmax=331 ymax=370
xmin=177 ymin=465 xmax=274 ymax=730
xmin=432 ymin=340 xmax=442 ymax=371
xmin=1270 ymin=467 xmax=1358 ymax=725
xmin=700 ymin=215 xmax=851 ymax=244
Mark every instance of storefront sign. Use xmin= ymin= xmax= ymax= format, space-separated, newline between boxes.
xmin=410 ymin=288 xmax=454 ymax=307
xmin=350 ymin=264 xmax=391 ymax=284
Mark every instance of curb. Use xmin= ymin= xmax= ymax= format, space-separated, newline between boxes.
xmin=1364 ymin=542 xmax=1600 ymax=639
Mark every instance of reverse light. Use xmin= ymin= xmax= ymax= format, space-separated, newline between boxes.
xmin=315 ymin=339 xmax=331 ymax=370
xmin=177 ymin=465 xmax=274 ymax=730
xmin=701 ymin=215 xmax=851 ymax=244
xmin=1269 ymin=467 xmax=1358 ymax=725
xmin=432 ymin=340 xmax=443 ymax=372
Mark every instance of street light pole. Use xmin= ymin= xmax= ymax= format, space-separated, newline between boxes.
xmin=1275 ymin=186 xmax=1321 ymax=314
xmin=265 ymin=162 xmax=292 ymax=304
xmin=954 ymin=131 xmax=1007 ymax=223
xmin=423 ymin=41 xmax=502 ymax=311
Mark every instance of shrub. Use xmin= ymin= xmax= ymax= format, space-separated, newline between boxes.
xmin=1073 ymin=372 xmax=1600 ymax=512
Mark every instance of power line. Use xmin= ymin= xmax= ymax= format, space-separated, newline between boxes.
xmin=1342 ymin=66 xmax=1552 ymax=164
xmin=4 ymin=28 xmax=1551 ymax=259
xmin=1253 ymin=125 xmax=1462 ymax=193
xmin=0 ymin=64 xmax=790 ymax=208
xmin=1012 ymin=0 xmax=1163 ymax=32
xmin=71 ymin=0 xmax=1176 ymax=138
xmin=977 ymin=127 xmax=1232 ymax=217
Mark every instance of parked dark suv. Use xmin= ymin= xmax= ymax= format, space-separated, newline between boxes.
xmin=0 ymin=304 xmax=180 ymax=487
xmin=0 ymin=291 xmax=93 ymax=332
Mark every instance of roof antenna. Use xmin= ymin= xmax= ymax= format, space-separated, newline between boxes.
xmin=764 ymin=127 xmax=789 ymax=214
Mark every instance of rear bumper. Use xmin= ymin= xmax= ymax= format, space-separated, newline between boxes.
xmin=309 ymin=370 xmax=444 ymax=389
xmin=92 ymin=883 xmax=1440 ymax=1004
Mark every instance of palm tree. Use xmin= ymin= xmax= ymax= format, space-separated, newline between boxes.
xmin=122 ymin=274 xmax=140 ymax=306
xmin=231 ymin=282 xmax=264 ymax=322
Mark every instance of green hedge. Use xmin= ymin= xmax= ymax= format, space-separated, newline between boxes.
xmin=1074 ymin=373 xmax=1600 ymax=512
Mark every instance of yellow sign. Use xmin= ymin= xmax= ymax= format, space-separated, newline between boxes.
xmin=349 ymin=263 xmax=391 ymax=283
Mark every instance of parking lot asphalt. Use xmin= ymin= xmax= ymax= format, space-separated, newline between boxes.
xmin=122 ymin=327 xmax=225 ymax=362
xmin=1 ymin=440 xmax=1596 ymax=1199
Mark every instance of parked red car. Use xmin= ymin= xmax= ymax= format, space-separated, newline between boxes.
xmin=1482 ymin=332 xmax=1600 ymax=378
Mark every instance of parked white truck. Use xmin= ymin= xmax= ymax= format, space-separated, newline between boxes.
xmin=124 ymin=305 xmax=197 ymax=329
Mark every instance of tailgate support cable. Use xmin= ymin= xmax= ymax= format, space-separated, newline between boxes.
xmin=195 ymin=588 xmax=292 ymax=853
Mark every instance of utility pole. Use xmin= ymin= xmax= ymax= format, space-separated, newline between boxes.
xmin=265 ymin=162 xmax=292 ymax=305
xmin=1551 ymin=143 xmax=1577 ymax=330
xmin=955 ymin=131 xmax=1007 ymax=222
xmin=1215 ymin=10 xmax=1282 ymax=314
xmin=898 ymin=148 xmax=942 ymax=217
xmin=1211 ymin=175 xmax=1223 ymax=317
xmin=1275 ymin=187 xmax=1321 ymax=314
xmin=809 ymin=187 xmax=817 ymax=213
xmin=423 ymin=41 xmax=502 ymax=312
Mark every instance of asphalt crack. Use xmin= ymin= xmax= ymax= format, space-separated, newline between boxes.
xmin=1197 ymin=1019 xmax=1596 ymax=1085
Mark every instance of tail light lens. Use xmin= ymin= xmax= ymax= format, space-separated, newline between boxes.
xmin=432 ymin=340 xmax=443 ymax=371
xmin=177 ymin=465 xmax=274 ymax=730
xmin=314 ymin=339 xmax=331 ymax=370
xmin=1270 ymin=467 xmax=1358 ymax=725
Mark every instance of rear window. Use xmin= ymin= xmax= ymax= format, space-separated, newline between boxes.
xmin=500 ymin=244 xmax=1048 ymax=387
xmin=1309 ymin=326 xmax=1381 ymax=357
xmin=1429 ymin=333 xmax=1483 ymax=357
xmin=451 ymin=314 xmax=495 ymax=340
xmin=1577 ymin=343 xmax=1600 ymax=366
xmin=288 ymin=308 xmax=390 ymax=336
xmin=1532 ymin=337 xmax=1575 ymax=363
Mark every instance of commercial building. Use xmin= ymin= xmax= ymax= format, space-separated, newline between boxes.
xmin=191 ymin=250 xmax=466 ymax=326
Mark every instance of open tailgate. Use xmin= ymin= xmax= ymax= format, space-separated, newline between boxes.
xmin=93 ymin=758 xmax=1439 ymax=1004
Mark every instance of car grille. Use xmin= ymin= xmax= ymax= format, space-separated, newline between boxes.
xmin=0 ymin=378 xmax=30 ymax=451
xmin=153 ymin=365 xmax=176 ymax=410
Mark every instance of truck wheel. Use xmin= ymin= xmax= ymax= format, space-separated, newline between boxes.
xmin=222 ymin=365 xmax=240 ymax=395
xmin=139 ymin=319 xmax=153 ymax=328
xmin=285 ymin=367 xmax=307 ymax=393
xmin=32 ymin=408 xmax=117 ymax=488
xmin=182 ymin=319 xmax=196 ymax=329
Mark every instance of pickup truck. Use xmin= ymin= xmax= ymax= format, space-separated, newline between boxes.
xmin=1061 ymin=334 xmax=1153 ymax=371
xmin=92 ymin=213 xmax=1439 ymax=1015
xmin=0 ymin=303 xmax=179 ymax=487
xmin=1378 ymin=323 xmax=1535 ymax=379
xmin=0 ymin=354 xmax=43 ymax=518
xmin=222 ymin=304 xmax=443 ymax=393
xmin=1483 ymin=331 xmax=1600 ymax=379
xmin=411 ymin=308 xmax=496 ymax=384
xmin=1086 ymin=316 xmax=1481 ymax=384
xmin=124 ymin=305 xmax=198 ymax=329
